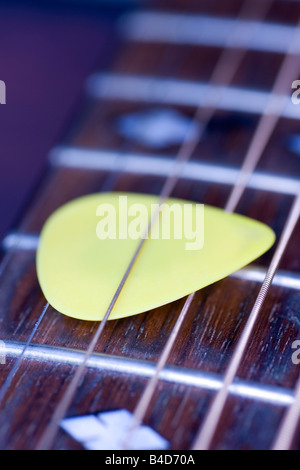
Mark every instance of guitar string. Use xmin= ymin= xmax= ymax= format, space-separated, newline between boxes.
xmin=191 ymin=19 xmax=300 ymax=450
xmin=0 ymin=8 xmax=195 ymax=437
xmin=0 ymin=21 xmax=187 ymax=428
xmin=1 ymin=1 xmax=296 ymax=450
xmin=35 ymin=0 xmax=276 ymax=450
xmin=0 ymin=154 xmax=133 ymax=447
xmin=125 ymin=25 xmax=300 ymax=454
xmin=121 ymin=0 xmax=277 ymax=449
xmin=192 ymin=190 xmax=300 ymax=450
xmin=126 ymin=5 xmax=300 ymax=451
xmin=0 ymin=233 xmax=52 ymax=416
xmin=272 ymin=347 xmax=300 ymax=449
xmin=0 ymin=12 xmax=188 ymax=424
xmin=0 ymin=151 xmax=133 ymax=423
xmin=121 ymin=293 xmax=197 ymax=450
xmin=1 ymin=2 xmax=298 ymax=452
xmin=0 ymin=21 xmax=190 ymax=445
xmin=0 ymin=302 xmax=49 ymax=408
xmin=4 ymin=1 xmax=298 ymax=452
xmin=0 ymin=2 xmax=186 ymax=422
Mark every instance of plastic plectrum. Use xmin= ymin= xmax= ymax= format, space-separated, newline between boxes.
xmin=36 ymin=193 xmax=275 ymax=321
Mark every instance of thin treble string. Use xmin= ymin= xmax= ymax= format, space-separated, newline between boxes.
xmin=0 ymin=24 xmax=184 ymax=417
xmin=157 ymin=0 xmax=274 ymax=203
xmin=191 ymin=19 xmax=300 ymax=450
xmin=0 ymin=250 xmax=25 ymax=404
xmin=0 ymin=23 xmax=193 ymax=452
xmin=122 ymin=293 xmax=196 ymax=450
xmin=35 ymin=0 xmax=275 ymax=450
xmin=121 ymin=0 xmax=276 ymax=449
xmin=0 ymin=19 xmax=187 ymax=419
xmin=0 ymin=38 xmax=185 ymax=443
xmin=0 ymin=302 xmax=49 ymax=409
xmin=0 ymin=237 xmax=51 ymax=420
xmin=272 ymin=339 xmax=300 ymax=450
xmin=0 ymin=237 xmax=51 ymax=446
xmin=192 ymin=189 xmax=300 ymax=451
xmin=0 ymin=154 xmax=132 ymax=449
xmin=0 ymin=154 xmax=127 ymax=388
xmin=0 ymin=302 xmax=50 ymax=445
xmin=225 ymin=28 xmax=300 ymax=212
xmin=0 ymin=167 xmax=127 ymax=450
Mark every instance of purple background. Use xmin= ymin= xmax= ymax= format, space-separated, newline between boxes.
xmin=0 ymin=2 xmax=118 ymax=241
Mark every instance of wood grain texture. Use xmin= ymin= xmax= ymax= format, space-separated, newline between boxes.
xmin=0 ymin=0 xmax=300 ymax=450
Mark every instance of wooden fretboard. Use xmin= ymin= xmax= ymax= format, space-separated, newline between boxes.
xmin=0 ymin=0 xmax=300 ymax=450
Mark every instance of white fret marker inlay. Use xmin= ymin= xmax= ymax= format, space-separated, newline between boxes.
xmin=117 ymin=108 xmax=201 ymax=148
xmin=61 ymin=409 xmax=169 ymax=450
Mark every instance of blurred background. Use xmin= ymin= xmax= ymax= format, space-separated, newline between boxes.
xmin=0 ymin=0 xmax=138 ymax=241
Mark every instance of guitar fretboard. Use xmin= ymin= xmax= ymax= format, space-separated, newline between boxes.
xmin=0 ymin=0 xmax=300 ymax=450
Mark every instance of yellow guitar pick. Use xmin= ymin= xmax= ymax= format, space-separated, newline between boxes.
xmin=36 ymin=193 xmax=275 ymax=321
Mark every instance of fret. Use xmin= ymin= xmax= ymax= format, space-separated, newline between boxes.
xmin=0 ymin=351 xmax=296 ymax=449
xmin=1 ymin=134 xmax=296 ymax=278
xmin=2 ymin=232 xmax=300 ymax=291
xmin=0 ymin=361 xmax=288 ymax=450
xmin=120 ymin=12 xmax=300 ymax=54
xmin=2 ymin=233 xmax=40 ymax=251
xmin=272 ymin=374 xmax=300 ymax=449
xmin=0 ymin=340 xmax=296 ymax=407
xmin=86 ymin=73 xmax=300 ymax=121
xmin=0 ymin=302 xmax=49 ymax=408
xmin=148 ymin=0 xmax=300 ymax=25
xmin=5 ymin=159 xmax=297 ymax=274
xmin=192 ymin=191 xmax=300 ymax=449
xmin=224 ymin=29 xmax=300 ymax=211
xmin=0 ymin=232 xmax=299 ymax=386
xmin=0 ymin=240 xmax=297 ymax=379
xmin=0 ymin=0 xmax=300 ymax=450
xmin=50 ymin=146 xmax=300 ymax=195
xmin=128 ymin=25 xmax=300 ymax=441
xmin=232 ymin=265 xmax=300 ymax=291
xmin=123 ymin=7 xmax=300 ymax=448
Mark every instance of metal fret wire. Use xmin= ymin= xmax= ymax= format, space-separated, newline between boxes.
xmin=122 ymin=292 xmax=196 ymax=449
xmin=0 ymin=303 xmax=49 ymax=409
xmin=120 ymin=10 xmax=300 ymax=54
xmin=192 ymin=190 xmax=300 ymax=450
xmin=191 ymin=19 xmax=300 ymax=450
xmin=0 ymin=153 xmax=132 ymax=447
xmin=35 ymin=0 xmax=276 ymax=450
xmin=272 ymin=363 xmax=300 ymax=450
xmin=125 ymin=18 xmax=300 ymax=453
xmin=122 ymin=0 xmax=280 ymax=446
xmin=225 ymin=34 xmax=300 ymax=212
xmin=0 ymin=239 xmax=51 ymax=414
xmin=119 ymin=6 xmax=300 ymax=452
xmin=0 ymin=0 xmax=296 ymax=448
xmin=1 ymin=22 xmax=203 ymax=426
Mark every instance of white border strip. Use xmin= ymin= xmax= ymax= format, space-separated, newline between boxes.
xmin=2 ymin=340 xmax=295 ymax=407
xmin=86 ymin=73 xmax=300 ymax=121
